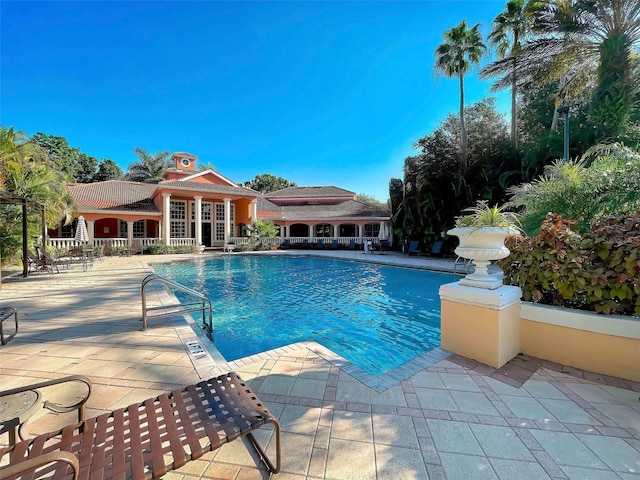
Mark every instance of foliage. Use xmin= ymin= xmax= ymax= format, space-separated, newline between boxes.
xmin=394 ymin=98 xmax=513 ymax=245
xmin=243 ymin=174 xmax=296 ymax=194
xmin=454 ymin=200 xmax=520 ymax=229
xmin=0 ymin=127 xmax=75 ymax=264
xmin=482 ymin=0 xmax=640 ymax=144
xmin=246 ymin=219 xmax=279 ymax=248
xmin=484 ymin=0 xmax=536 ymax=145
xmin=30 ymin=132 xmax=121 ymax=183
xmin=147 ymin=244 xmax=196 ymax=255
xmin=434 ymin=20 xmax=487 ymax=172
xmin=507 ymin=143 xmax=640 ymax=234
xmin=124 ymin=147 xmax=171 ymax=182
xmin=499 ymin=212 xmax=640 ymax=315
xmin=356 ymin=193 xmax=387 ymax=207
xmin=94 ymin=159 xmax=123 ymax=181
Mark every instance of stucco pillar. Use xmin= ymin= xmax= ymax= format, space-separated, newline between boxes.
xmin=224 ymin=198 xmax=231 ymax=244
xmin=285 ymin=225 xmax=290 ymax=238
xmin=358 ymin=224 xmax=364 ymax=239
xmin=127 ymin=221 xmax=134 ymax=247
xmin=86 ymin=220 xmax=95 ymax=246
xmin=195 ymin=196 xmax=203 ymax=246
xmin=250 ymin=199 xmax=258 ymax=221
xmin=333 ymin=224 xmax=339 ymax=238
xmin=162 ymin=194 xmax=171 ymax=245
xmin=308 ymin=224 xmax=313 ymax=240
xmin=440 ymin=282 xmax=522 ymax=369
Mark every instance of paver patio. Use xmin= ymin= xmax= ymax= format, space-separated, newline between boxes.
xmin=0 ymin=252 xmax=638 ymax=479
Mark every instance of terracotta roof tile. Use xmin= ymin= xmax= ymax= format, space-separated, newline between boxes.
xmin=70 ymin=181 xmax=159 ymax=213
xmin=265 ymin=186 xmax=354 ymax=198
xmin=158 ymin=181 xmax=259 ymax=197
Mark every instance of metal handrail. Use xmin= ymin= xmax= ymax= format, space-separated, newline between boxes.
xmin=141 ymin=274 xmax=213 ymax=339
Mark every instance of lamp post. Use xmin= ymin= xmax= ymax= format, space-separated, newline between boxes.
xmin=557 ymin=105 xmax=570 ymax=162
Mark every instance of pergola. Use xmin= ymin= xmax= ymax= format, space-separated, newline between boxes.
xmin=0 ymin=192 xmax=47 ymax=278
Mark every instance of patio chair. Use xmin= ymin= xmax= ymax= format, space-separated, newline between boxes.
xmin=314 ymin=239 xmax=324 ymax=249
xmin=27 ymin=250 xmax=57 ymax=274
xmin=102 ymin=240 xmax=113 ymax=256
xmin=406 ymin=240 xmax=421 ymax=256
xmin=280 ymin=239 xmax=290 ymax=249
xmin=330 ymin=239 xmax=339 ymax=249
xmin=0 ymin=372 xmax=281 ymax=479
xmin=430 ymin=240 xmax=444 ymax=257
xmin=348 ymin=239 xmax=357 ymax=250
xmin=130 ymin=239 xmax=143 ymax=255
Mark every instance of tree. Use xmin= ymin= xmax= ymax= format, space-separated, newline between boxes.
xmin=483 ymin=0 xmax=535 ymax=146
xmin=0 ymin=127 xmax=75 ymax=263
xmin=124 ymin=147 xmax=170 ymax=182
xmin=355 ymin=193 xmax=386 ymax=207
xmin=244 ymin=174 xmax=296 ymax=194
xmin=94 ymin=159 xmax=123 ymax=181
xmin=507 ymin=143 xmax=640 ymax=234
xmin=434 ymin=20 xmax=486 ymax=174
xmin=29 ymin=132 xmax=119 ymax=183
xmin=481 ymin=0 xmax=640 ymax=143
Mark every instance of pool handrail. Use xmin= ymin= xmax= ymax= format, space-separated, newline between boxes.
xmin=141 ymin=274 xmax=213 ymax=339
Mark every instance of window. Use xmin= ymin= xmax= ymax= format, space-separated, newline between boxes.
xmin=314 ymin=224 xmax=332 ymax=237
xmin=339 ymin=224 xmax=357 ymax=237
xmin=119 ymin=220 xmax=127 ymax=238
xmin=61 ymin=221 xmax=74 ymax=238
xmin=132 ymin=220 xmax=145 ymax=238
xmin=364 ymin=224 xmax=380 ymax=237
xmin=170 ymin=200 xmax=187 ymax=238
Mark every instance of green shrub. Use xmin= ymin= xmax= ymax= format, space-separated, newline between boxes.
xmin=499 ymin=212 xmax=640 ymax=315
xmin=147 ymin=244 xmax=196 ymax=255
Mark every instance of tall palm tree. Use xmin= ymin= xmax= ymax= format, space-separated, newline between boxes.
xmin=483 ymin=0 xmax=535 ymax=146
xmin=482 ymin=0 xmax=640 ymax=141
xmin=124 ymin=147 xmax=170 ymax=182
xmin=434 ymin=20 xmax=486 ymax=174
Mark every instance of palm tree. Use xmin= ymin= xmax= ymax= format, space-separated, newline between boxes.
xmin=434 ymin=20 xmax=486 ymax=175
xmin=481 ymin=0 xmax=640 ymax=141
xmin=124 ymin=147 xmax=170 ymax=182
xmin=483 ymin=0 xmax=535 ymax=146
xmin=1 ymin=127 xmax=75 ymax=261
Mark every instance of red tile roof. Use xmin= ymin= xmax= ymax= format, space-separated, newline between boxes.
xmin=70 ymin=181 xmax=159 ymax=213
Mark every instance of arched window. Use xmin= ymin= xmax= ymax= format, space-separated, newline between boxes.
xmin=339 ymin=224 xmax=357 ymax=237
xmin=290 ymin=223 xmax=309 ymax=237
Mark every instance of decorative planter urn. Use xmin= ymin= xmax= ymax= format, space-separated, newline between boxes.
xmin=446 ymin=227 xmax=515 ymax=289
xmin=196 ymin=245 xmax=205 ymax=254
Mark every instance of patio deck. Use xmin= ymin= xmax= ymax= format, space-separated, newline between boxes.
xmin=0 ymin=252 xmax=638 ymax=479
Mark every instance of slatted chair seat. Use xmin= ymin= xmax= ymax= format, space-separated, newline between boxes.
xmin=0 ymin=372 xmax=280 ymax=479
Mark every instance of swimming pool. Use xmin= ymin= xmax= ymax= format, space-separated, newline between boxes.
xmin=153 ymin=255 xmax=458 ymax=376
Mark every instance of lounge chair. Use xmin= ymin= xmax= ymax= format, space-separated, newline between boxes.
xmin=27 ymin=250 xmax=58 ymax=274
xmin=0 ymin=306 xmax=18 ymax=345
xmin=330 ymin=239 xmax=339 ymax=249
xmin=348 ymin=239 xmax=357 ymax=250
xmin=0 ymin=372 xmax=281 ymax=479
xmin=430 ymin=240 xmax=444 ymax=257
xmin=406 ymin=240 xmax=421 ymax=256
xmin=315 ymin=240 xmax=324 ymax=249
xmin=280 ymin=239 xmax=290 ymax=249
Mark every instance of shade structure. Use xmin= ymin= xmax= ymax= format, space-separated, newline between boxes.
xmin=74 ymin=215 xmax=89 ymax=243
xmin=378 ymin=222 xmax=389 ymax=241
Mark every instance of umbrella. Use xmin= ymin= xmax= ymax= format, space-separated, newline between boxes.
xmin=378 ymin=222 xmax=389 ymax=241
xmin=74 ymin=215 xmax=89 ymax=243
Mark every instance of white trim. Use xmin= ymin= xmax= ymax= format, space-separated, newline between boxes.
xmin=521 ymin=303 xmax=640 ymax=339
xmin=439 ymin=282 xmax=522 ymax=310
xmin=179 ymin=169 xmax=238 ymax=187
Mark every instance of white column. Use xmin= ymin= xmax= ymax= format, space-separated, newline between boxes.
xmin=224 ymin=198 xmax=231 ymax=244
xmin=285 ymin=225 xmax=290 ymax=238
xmin=358 ymin=224 xmax=364 ymax=239
xmin=162 ymin=194 xmax=171 ymax=245
xmin=333 ymin=224 xmax=339 ymax=238
xmin=250 ymin=199 xmax=258 ymax=221
xmin=87 ymin=220 xmax=95 ymax=246
xmin=308 ymin=224 xmax=313 ymax=239
xmin=195 ymin=196 xmax=203 ymax=246
xmin=127 ymin=221 xmax=134 ymax=247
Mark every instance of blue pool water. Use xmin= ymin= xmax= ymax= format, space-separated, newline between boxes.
xmin=153 ymin=256 xmax=458 ymax=376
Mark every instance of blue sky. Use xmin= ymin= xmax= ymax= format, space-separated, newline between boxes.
xmin=2 ymin=1 xmax=508 ymax=201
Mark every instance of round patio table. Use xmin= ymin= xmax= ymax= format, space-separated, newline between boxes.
xmin=0 ymin=390 xmax=40 ymax=446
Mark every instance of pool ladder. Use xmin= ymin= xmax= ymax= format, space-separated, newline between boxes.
xmin=141 ymin=274 xmax=213 ymax=339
